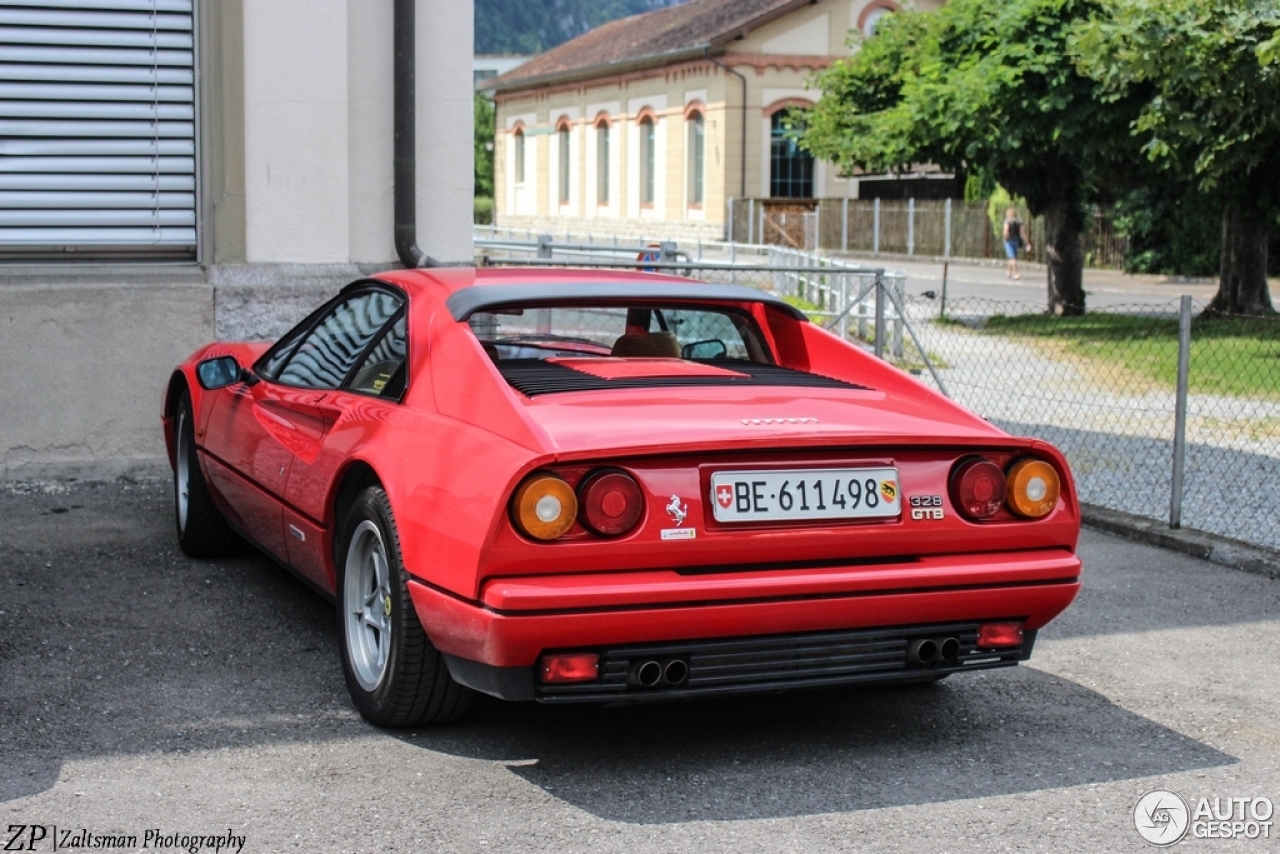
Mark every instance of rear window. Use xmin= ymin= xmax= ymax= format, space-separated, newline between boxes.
xmin=467 ymin=304 xmax=772 ymax=363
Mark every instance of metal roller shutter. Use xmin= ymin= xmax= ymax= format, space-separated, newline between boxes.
xmin=0 ymin=0 xmax=196 ymax=260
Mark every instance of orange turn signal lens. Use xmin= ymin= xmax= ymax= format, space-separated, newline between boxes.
xmin=512 ymin=474 xmax=578 ymax=541
xmin=1005 ymin=459 xmax=1061 ymax=519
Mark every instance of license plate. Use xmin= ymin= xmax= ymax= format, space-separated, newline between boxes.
xmin=710 ymin=467 xmax=901 ymax=523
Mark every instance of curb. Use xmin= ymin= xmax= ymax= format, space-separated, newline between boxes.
xmin=1081 ymin=503 xmax=1280 ymax=580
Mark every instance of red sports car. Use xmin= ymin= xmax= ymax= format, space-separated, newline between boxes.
xmin=163 ymin=267 xmax=1081 ymax=726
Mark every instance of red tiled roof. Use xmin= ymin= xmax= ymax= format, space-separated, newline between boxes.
xmin=487 ymin=0 xmax=811 ymax=92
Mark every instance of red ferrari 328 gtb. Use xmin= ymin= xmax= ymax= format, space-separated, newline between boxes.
xmin=163 ymin=267 xmax=1081 ymax=726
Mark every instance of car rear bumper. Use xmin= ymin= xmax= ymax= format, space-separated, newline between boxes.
xmin=407 ymin=548 xmax=1080 ymax=702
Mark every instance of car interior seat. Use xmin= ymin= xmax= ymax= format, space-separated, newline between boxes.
xmin=609 ymin=331 xmax=681 ymax=358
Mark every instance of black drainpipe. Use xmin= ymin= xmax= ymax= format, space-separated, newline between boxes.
xmin=393 ymin=0 xmax=437 ymax=267
xmin=708 ymin=53 xmax=747 ymax=199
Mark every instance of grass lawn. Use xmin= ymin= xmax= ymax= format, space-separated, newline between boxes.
xmin=980 ymin=312 xmax=1280 ymax=399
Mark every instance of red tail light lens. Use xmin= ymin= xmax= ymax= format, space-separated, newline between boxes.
xmin=977 ymin=621 xmax=1024 ymax=648
xmin=950 ymin=458 xmax=1007 ymax=520
xmin=540 ymin=653 xmax=599 ymax=684
xmin=578 ymin=470 xmax=644 ymax=536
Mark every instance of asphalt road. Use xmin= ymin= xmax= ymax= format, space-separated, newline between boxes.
xmin=2 ymin=480 xmax=1277 ymax=853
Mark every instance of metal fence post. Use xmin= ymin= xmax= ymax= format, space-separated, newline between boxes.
xmin=748 ymin=198 xmax=756 ymax=244
xmin=874 ymin=271 xmax=886 ymax=359
xmin=1170 ymin=294 xmax=1192 ymax=529
xmin=944 ymin=198 xmax=952 ymax=259
xmin=841 ymin=198 xmax=849 ymax=253
xmin=892 ymin=276 xmax=905 ymax=359
xmin=873 ymin=198 xmax=881 ymax=255
xmin=940 ymin=261 xmax=949 ymax=320
xmin=537 ymin=233 xmax=552 ymax=259
xmin=858 ymin=275 xmax=869 ymax=340
xmin=839 ymin=275 xmax=849 ymax=340
xmin=728 ymin=198 xmax=736 ymax=243
xmin=907 ymin=198 xmax=915 ymax=256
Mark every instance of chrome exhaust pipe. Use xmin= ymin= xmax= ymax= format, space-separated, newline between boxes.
xmin=628 ymin=660 xmax=663 ymax=687
xmin=939 ymin=637 xmax=960 ymax=662
xmin=907 ymin=639 xmax=938 ymax=666
xmin=661 ymin=658 xmax=689 ymax=686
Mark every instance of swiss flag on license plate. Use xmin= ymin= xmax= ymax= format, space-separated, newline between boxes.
xmin=715 ymin=484 xmax=733 ymax=509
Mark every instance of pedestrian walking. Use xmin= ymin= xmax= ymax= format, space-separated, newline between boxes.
xmin=1003 ymin=207 xmax=1030 ymax=279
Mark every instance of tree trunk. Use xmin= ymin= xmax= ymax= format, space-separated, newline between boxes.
xmin=1205 ymin=199 xmax=1274 ymax=317
xmin=1042 ymin=200 xmax=1086 ymax=315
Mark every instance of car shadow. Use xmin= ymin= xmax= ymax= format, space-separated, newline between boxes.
xmin=0 ymin=481 xmax=1242 ymax=813
xmin=395 ymin=667 xmax=1234 ymax=824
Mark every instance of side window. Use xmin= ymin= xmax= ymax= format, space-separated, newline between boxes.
xmin=657 ymin=309 xmax=753 ymax=360
xmin=347 ymin=314 xmax=407 ymax=396
xmin=260 ymin=324 xmax=308 ymax=379
xmin=276 ymin=291 xmax=402 ymax=389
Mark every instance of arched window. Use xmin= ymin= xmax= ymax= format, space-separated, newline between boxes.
xmin=859 ymin=1 xmax=898 ymax=37
xmin=557 ymin=120 xmax=571 ymax=205
xmin=595 ymin=117 xmax=610 ymax=205
xmin=687 ymin=109 xmax=705 ymax=206
xmin=639 ymin=114 xmax=656 ymax=205
xmin=770 ymin=111 xmax=812 ymax=198
xmin=513 ymin=128 xmax=525 ymax=184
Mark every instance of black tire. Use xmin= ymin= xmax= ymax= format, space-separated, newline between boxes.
xmin=173 ymin=391 xmax=240 ymax=557
xmin=337 ymin=486 xmax=473 ymax=727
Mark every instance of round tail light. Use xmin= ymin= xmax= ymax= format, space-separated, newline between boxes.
xmin=512 ymin=474 xmax=578 ymax=541
xmin=1005 ymin=458 xmax=1061 ymax=518
xmin=950 ymin=458 xmax=1006 ymax=520
xmin=578 ymin=470 xmax=644 ymax=536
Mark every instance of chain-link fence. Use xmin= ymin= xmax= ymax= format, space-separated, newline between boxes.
xmin=477 ymin=238 xmax=1279 ymax=554
xmin=898 ymin=295 xmax=1280 ymax=551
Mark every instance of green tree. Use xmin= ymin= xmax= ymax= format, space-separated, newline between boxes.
xmin=1073 ymin=0 xmax=1280 ymax=316
xmin=474 ymin=93 xmax=495 ymax=201
xmin=801 ymin=0 xmax=1146 ymax=314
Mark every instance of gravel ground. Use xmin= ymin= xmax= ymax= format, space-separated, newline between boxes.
xmin=2 ymin=480 xmax=1278 ymax=853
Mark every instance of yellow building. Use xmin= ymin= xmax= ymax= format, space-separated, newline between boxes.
xmin=488 ymin=0 xmax=944 ymax=241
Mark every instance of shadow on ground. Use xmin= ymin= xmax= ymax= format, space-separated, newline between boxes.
xmin=0 ymin=481 xmax=1242 ymax=819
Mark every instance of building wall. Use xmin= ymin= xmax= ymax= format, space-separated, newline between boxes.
xmin=495 ymin=62 xmax=729 ymax=237
xmin=492 ymin=0 xmax=932 ymax=239
xmin=240 ymin=0 xmax=473 ymax=265
xmin=0 ymin=0 xmax=474 ymax=480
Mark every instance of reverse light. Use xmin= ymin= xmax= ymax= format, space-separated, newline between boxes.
xmin=540 ymin=652 xmax=600 ymax=684
xmin=512 ymin=474 xmax=578 ymax=541
xmin=950 ymin=458 xmax=1006 ymax=520
xmin=578 ymin=470 xmax=645 ymax=536
xmin=1005 ymin=458 xmax=1061 ymax=519
xmin=977 ymin=621 xmax=1025 ymax=648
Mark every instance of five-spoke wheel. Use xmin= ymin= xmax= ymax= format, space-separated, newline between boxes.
xmin=336 ymin=486 xmax=472 ymax=726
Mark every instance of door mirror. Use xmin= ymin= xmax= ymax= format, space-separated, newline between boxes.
xmin=196 ymin=355 xmax=255 ymax=390
xmin=681 ymin=339 xmax=728 ymax=360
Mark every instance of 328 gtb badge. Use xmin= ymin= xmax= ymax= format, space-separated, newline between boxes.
xmin=910 ymin=495 xmax=945 ymax=520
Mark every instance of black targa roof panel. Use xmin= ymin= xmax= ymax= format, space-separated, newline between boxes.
xmin=446 ymin=282 xmax=809 ymax=322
